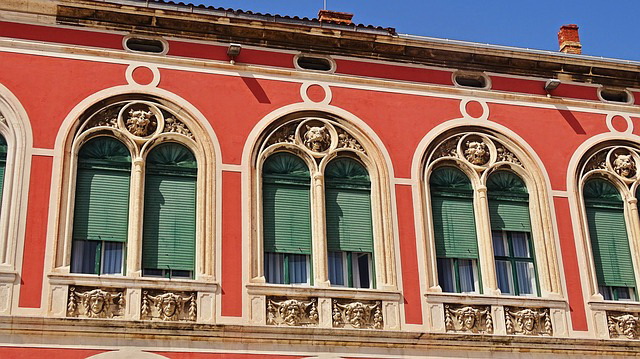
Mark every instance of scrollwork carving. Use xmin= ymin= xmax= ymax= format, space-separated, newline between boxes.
xmin=505 ymin=306 xmax=552 ymax=336
xmin=332 ymin=299 xmax=383 ymax=329
xmin=265 ymin=297 xmax=318 ymax=326
xmin=444 ymin=304 xmax=493 ymax=334
xmin=67 ymin=286 xmax=125 ymax=319
xmin=164 ymin=116 xmax=194 ymax=139
xmin=336 ymin=128 xmax=365 ymax=153
xmin=141 ymin=290 xmax=197 ymax=322
xmin=429 ymin=132 xmax=522 ymax=171
xmin=608 ymin=311 xmax=640 ymax=339
xmin=86 ymin=105 xmax=121 ymax=129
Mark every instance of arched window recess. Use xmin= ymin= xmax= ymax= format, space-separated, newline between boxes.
xmin=423 ymin=129 xmax=561 ymax=300
xmin=57 ymin=95 xmax=215 ymax=284
xmin=578 ymin=145 xmax=640 ymax=303
xmin=251 ymin=113 xmax=396 ymax=295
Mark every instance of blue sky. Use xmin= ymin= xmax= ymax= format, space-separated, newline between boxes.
xmin=193 ymin=0 xmax=640 ymax=61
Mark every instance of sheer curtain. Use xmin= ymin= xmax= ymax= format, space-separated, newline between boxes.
xmin=288 ymin=254 xmax=308 ymax=284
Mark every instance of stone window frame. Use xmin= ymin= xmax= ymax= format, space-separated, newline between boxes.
xmin=0 ymin=89 xmax=32 ymax=315
xmin=48 ymin=94 xmax=218 ymax=321
xmin=421 ymin=128 xmax=561 ymax=298
xmin=574 ymin=142 xmax=640 ymax=338
xmin=248 ymin=111 xmax=396 ymax=290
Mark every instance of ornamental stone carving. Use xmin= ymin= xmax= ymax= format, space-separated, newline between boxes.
xmin=429 ymin=132 xmax=523 ymax=171
xmin=444 ymin=304 xmax=493 ymax=334
xmin=261 ymin=118 xmax=365 ymax=157
xmin=125 ymin=107 xmax=157 ymax=137
xmin=332 ymin=299 xmax=383 ymax=329
xmin=608 ymin=311 xmax=640 ymax=339
xmin=581 ymin=146 xmax=640 ymax=184
xmin=164 ymin=116 xmax=194 ymax=139
xmin=141 ymin=290 xmax=197 ymax=322
xmin=67 ymin=286 xmax=124 ymax=319
xmin=613 ymin=153 xmax=636 ymax=178
xmin=505 ymin=306 xmax=552 ymax=336
xmin=80 ymin=100 xmax=196 ymax=143
xmin=463 ymin=140 xmax=490 ymax=166
xmin=303 ymin=125 xmax=331 ymax=152
xmin=266 ymin=297 xmax=318 ymax=326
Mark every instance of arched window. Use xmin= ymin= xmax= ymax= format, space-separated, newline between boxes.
xmin=488 ymin=171 xmax=539 ymax=297
xmin=142 ymin=143 xmax=197 ymax=279
xmin=262 ymin=152 xmax=312 ymax=285
xmin=325 ymin=157 xmax=373 ymax=289
xmin=584 ymin=178 xmax=635 ymax=300
xmin=71 ymin=137 xmax=131 ymax=275
xmin=57 ymin=95 xmax=216 ymax=283
xmin=429 ymin=166 xmax=479 ymax=293
xmin=423 ymin=129 xmax=560 ymax=300
xmin=251 ymin=113 xmax=395 ymax=294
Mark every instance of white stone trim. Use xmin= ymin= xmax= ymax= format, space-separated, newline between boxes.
xmin=0 ymin=85 xmax=34 ymax=315
xmin=45 ymin=85 xmax=222 ymax=322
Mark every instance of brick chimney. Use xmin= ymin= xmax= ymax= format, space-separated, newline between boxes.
xmin=558 ymin=24 xmax=582 ymax=54
xmin=318 ymin=10 xmax=353 ymax=25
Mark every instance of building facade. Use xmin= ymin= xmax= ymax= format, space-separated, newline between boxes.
xmin=1 ymin=0 xmax=640 ymax=357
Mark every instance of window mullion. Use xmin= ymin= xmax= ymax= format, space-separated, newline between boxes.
xmin=126 ymin=158 xmax=145 ymax=276
xmin=311 ymin=169 xmax=329 ymax=287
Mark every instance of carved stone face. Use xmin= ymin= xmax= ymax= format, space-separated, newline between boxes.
xmin=88 ymin=294 xmax=106 ymax=315
xmin=282 ymin=302 xmax=303 ymax=325
xmin=161 ymin=297 xmax=179 ymax=318
xmin=613 ymin=153 xmax=636 ymax=178
xmin=460 ymin=309 xmax=477 ymax=330
xmin=464 ymin=140 xmax=489 ymax=165
xmin=126 ymin=108 xmax=155 ymax=137
xmin=348 ymin=304 xmax=367 ymax=328
xmin=303 ymin=125 xmax=330 ymax=152
xmin=619 ymin=315 xmax=639 ymax=339
xmin=521 ymin=312 xmax=537 ymax=332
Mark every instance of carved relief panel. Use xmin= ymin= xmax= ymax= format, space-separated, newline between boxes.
xmin=332 ymin=299 xmax=383 ymax=329
xmin=505 ymin=306 xmax=552 ymax=336
xmin=430 ymin=132 xmax=523 ymax=171
xmin=67 ymin=286 xmax=125 ymax=319
xmin=141 ymin=290 xmax=197 ymax=322
xmin=262 ymin=117 xmax=366 ymax=158
xmin=82 ymin=100 xmax=195 ymax=141
xmin=266 ymin=296 xmax=319 ymax=326
xmin=582 ymin=146 xmax=640 ymax=186
xmin=444 ymin=304 xmax=493 ymax=334
xmin=608 ymin=311 xmax=640 ymax=339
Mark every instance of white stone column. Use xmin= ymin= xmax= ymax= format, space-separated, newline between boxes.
xmin=126 ymin=158 xmax=145 ymax=277
xmin=476 ymin=185 xmax=499 ymax=295
xmin=312 ymin=172 xmax=330 ymax=287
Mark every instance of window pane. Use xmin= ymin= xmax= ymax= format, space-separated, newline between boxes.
xmin=354 ymin=252 xmax=371 ymax=289
xmin=458 ymin=259 xmax=476 ymax=293
xmin=328 ymin=251 xmax=345 ymax=286
xmin=515 ymin=261 xmax=536 ymax=295
xmin=265 ymin=252 xmax=284 ymax=284
xmin=492 ymin=231 xmax=508 ymax=256
xmin=171 ymin=270 xmax=193 ymax=279
xmin=496 ymin=260 xmax=513 ymax=295
xmin=616 ymin=287 xmax=634 ymax=301
xmin=71 ymin=240 xmax=98 ymax=274
xmin=288 ymin=254 xmax=308 ymax=284
xmin=143 ymin=268 xmax=164 ymax=277
xmin=599 ymin=286 xmax=613 ymax=300
xmin=437 ymin=258 xmax=456 ymax=293
xmin=101 ymin=241 xmax=123 ymax=275
xmin=511 ymin=232 xmax=530 ymax=258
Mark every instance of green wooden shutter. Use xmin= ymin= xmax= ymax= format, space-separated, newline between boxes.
xmin=584 ymin=179 xmax=636 ymax=288
xmin=0 ymin=136 xmax=7 ymax=210
xmin=263 ymin=153 xmax=312 ymax=254
xmin=429 ymin=167 xmax=478 ymax=259
xmin=73 ymin=137 xmax=131 ymax=242
xmin=143 ymin=143 xmax=197 ymax=271
xmin=487 ymin=171 xmax=531 ymax=232
xmin=325 ymin=158 xmax=373 ymax=253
